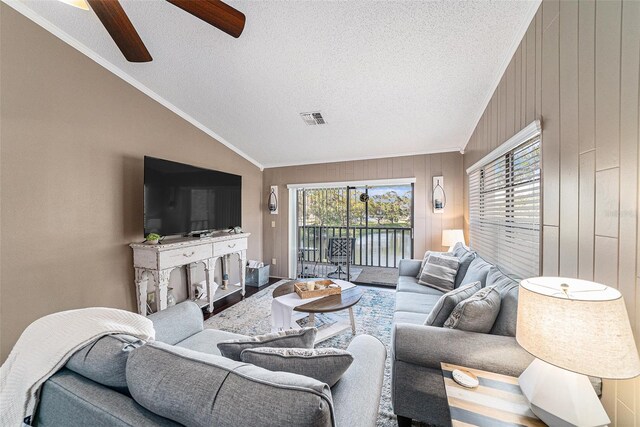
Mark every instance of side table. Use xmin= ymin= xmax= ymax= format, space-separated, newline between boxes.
xmin=441 ymin=362 xmax=546 ymax=427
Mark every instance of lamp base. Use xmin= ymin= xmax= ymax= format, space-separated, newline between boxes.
xmin=518 ymin=358 xmax=609 ymax=427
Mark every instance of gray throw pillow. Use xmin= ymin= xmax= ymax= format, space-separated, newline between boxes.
xmin=65 ymin=334 xmax=144 ymax=391
xmin=486 ymin=267 xmax=520 ymax=337
xmin=217 ymin=328 xmax=316 ymax=361
xmin=416 ymin=251 xmax=450 ymax=279
xmin=444 ymin=286 xmax=501 ymax=333
xmin=459 ymin=256 xmax=492 ymax=287
xmin=453 ymin=251 xmax=476 ymax=289
xmin=417 ymin=253 xmax=460 ymax=292
xmin=452 ymin=242 xmax=469 ymax=258
xmin=424 ymin=281 xmax=482 ymax=327
xmin=240 ymin=347 xmax=354 ymax=387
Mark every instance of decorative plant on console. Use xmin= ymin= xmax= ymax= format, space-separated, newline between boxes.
xmin=145 ymin=233 xmax=162 ymax=245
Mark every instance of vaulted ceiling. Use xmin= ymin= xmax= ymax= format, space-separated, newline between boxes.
xmin=5 ymin=0 xmax=540 ymax=169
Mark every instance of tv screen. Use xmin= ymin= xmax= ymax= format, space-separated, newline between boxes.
xmin=144 ymin=156 xmax=241 ymax=236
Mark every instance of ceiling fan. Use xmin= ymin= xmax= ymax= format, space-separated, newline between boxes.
xmin=58 ymin=0 xmax=245 ymax=62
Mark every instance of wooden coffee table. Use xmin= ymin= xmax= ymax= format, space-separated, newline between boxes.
xmin=272 ymin=278 xmax=363 ymax=343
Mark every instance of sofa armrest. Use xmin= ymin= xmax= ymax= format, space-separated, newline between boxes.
xmin=398 ymin=259 xmax=422 ymax=278
xmin=331 ymin=335 xmax=386 ymax=427
xmin=392 ymin=323 xmax=533 ymax=377
xmin=148 ymin=301 xmax=204 ymax=345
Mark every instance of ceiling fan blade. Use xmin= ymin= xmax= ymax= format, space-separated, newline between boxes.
xmin=87 ymin=0 xmax=152 ymax=62
xmin=166 ymin=0 xmax=246 ymax=38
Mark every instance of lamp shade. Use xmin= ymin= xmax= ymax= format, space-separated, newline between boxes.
xmin=442 ymin=229 xmax=465 ymax=247
xmin=516 ymin=277 xmax=640 ymax=379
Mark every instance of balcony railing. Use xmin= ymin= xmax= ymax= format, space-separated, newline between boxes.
xmin=298 ymin=225 xmax=413 ymax=268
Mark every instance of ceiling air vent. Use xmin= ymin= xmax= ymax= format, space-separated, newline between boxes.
xmin=300 ymin=112 xmax=326 ymax=126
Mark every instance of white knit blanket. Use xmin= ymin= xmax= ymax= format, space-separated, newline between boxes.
xmin=0 ymin=307 xmax=155 ymax=427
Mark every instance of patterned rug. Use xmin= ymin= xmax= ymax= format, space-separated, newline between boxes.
xmin=204 ymin=280 xmax=399 ymax=427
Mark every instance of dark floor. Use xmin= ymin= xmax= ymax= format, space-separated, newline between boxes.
xmin=203 ymin=277 xmax=281 ymax=320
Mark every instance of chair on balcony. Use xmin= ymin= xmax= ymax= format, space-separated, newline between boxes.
xmin=326 ymin=237 xmax=356 ymax=280
xmin=298 ymin=246 xmax=320 ymax=278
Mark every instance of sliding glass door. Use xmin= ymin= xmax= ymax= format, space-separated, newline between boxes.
xmin=296 ymin=187 xmax=354 ymax=280
xmin=295 ymin=183 xmax=414 ymax=284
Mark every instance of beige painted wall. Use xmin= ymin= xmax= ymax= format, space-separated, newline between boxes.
xmin=463 ymin=0 xmax=640 ymax=424
xmin=0 ymin=5 xmax=263 ymax=361
xmin=263 ymin=152 xmax=464 ymax=278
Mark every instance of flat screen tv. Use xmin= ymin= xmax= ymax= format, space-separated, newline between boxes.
xmin=144 ymin=156 xmax=241 ymax=236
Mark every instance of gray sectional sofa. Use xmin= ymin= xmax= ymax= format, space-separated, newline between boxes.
xmin=34 ymin=302 xmax=386 ymax=427
xmin=391 ymin=244 xmax=534 ymax=426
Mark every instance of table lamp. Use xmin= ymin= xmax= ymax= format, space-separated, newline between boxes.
xmin=441 ymin=229 xmax=465 ymax=252
xmin=516 ymin=277 xmax=640 ymax=427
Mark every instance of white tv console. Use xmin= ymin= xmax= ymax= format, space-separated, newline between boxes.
xmin=130 ymin=232 xmax=249 ymax=316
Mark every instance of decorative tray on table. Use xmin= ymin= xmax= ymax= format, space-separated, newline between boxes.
xmin=294 ymin=279 xmax=341 ymax=299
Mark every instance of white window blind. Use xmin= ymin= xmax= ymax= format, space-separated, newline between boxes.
xmin=468 ymin=127 xmax=541 ymax=280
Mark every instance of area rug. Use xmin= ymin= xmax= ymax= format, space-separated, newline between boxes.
xmin=204 ymin=280 xmax=401 ymax=427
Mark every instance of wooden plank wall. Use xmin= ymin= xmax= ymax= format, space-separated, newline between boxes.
xmin=263 ymin=152 xmax=463 ymax=278
xmin=462 ymin=1 xmax=640 ymax=424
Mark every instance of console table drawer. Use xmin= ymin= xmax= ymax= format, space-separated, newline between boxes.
xmin=159 ymin=245 xmax=213 ymax=268
xmin=214 ymin=239 xmax=247 ymax=256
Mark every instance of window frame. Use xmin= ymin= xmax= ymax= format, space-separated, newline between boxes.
xmin=466 ymin=120 xmax=542 ymax=280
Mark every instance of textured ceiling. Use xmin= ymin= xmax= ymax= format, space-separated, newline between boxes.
xmin=5 ymin=0 xmax=540 ymax=169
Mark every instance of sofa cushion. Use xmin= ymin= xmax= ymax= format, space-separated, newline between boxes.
xmin=486 ymin=267 xmax=520 ymax=337
xmin=127 ymin=342 xmax=334 ymax=427
xmin=397 ymin=276 xmax=446 ymax=296
xmin=425 ymin=281 xmax=482 ymax=327
xmin=241 ymin=347 xmax=354 ymax=387
xmin=453 ymin=251 xmax=476 ymax=289
xmin=217 ymin=328 xmax=316 ymax=361
xmin=37 ymin=369 xmax=181 ymax=427
xmin=393 ymin=311 xmax=429 ymax=325
xmin=444 ymin=286 xmax=501 ymax=333
xmin=459 ymin=257 xmax=492 ymax=287
xmin=395 ymin=292 xmax=442 ymax=314
xmin=176 ymin=329 xmax=249 ymax=355
xmin=417 ymin=253 xmax=459 ymax=292
xmin=65 ymin=334 xmax=143 ymax=391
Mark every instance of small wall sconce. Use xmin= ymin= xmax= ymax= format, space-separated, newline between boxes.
xmin=432 ymin=176 xmax=446 ymax=214
xmin=268 ymin=186 xmax=278 ymax=214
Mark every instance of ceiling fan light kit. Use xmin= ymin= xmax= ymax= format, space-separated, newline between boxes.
xmin=58 ymin=0 xmax=245 ymax=63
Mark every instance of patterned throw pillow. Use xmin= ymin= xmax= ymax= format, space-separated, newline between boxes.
xmin=444 ymin=286 xmax=501 ymax=333
xmin=416 ymin=251 xmax=450 ymax=279
xmin=417 ymin=253 xmax=460 ymax=292
xmin=424 ymin=281 xmax=482 ymax=327
xmin=240 ymin=347 xmax=354 ymax=387
xmin=217 ymin=328 xmax=316 ymax=361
